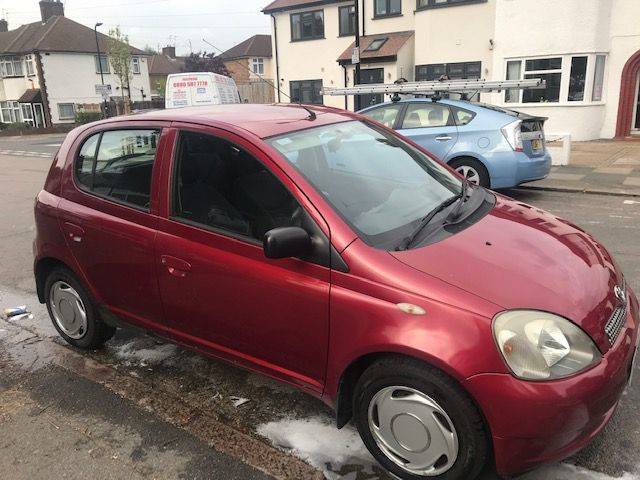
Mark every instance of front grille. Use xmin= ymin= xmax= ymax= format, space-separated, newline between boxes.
xmin=605 ymin=304 xmax=627 ymax=345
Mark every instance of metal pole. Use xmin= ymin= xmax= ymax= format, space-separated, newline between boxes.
xmin=354 ymin=0 xmax=361 ymax=111
xmin=95 ymin=22 xmax=107 ymax=117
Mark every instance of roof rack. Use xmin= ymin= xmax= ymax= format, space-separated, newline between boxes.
xmin=321 ymin=78 xmax=545 ymax=99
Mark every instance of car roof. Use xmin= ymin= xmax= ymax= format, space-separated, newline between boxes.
xmin=95 ymin=104 xmax=357 ymax=139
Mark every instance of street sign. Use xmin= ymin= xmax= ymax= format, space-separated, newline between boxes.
xmin=351 ymin=47 xmax=360 ymax=65
xmin=95 ymin=84 xmax=112 ymax=99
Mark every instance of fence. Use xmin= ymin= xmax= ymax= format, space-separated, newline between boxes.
xmin=237 ymin=80 xmax=275 ymax=104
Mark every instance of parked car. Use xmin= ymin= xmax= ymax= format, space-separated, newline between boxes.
xmin=34 ymin=104 xmax=637 ymax=480
xmin=165 ymin=72 xmax=240 ymax=109
xmin=359 ymin=98 xmax=552 ymax=189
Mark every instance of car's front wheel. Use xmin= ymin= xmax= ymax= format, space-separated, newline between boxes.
xmin=353 ymin=356 xmax=488 ymax=480
xmin=449 ymin=158 xmax=490 ymax=189
xmin=44 ymin=267 xmax=116 ymax=349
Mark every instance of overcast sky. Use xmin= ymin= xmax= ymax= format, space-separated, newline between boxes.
xmin=0 ymin=0 xmax=272 ymax=55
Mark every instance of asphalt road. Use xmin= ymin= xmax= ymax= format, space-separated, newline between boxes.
xmin=0 ymin=137 xmax=639 ymax=480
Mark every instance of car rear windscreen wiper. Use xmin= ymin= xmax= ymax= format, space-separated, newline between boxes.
xmin=395 ymin=193 xmax=461 ymax=251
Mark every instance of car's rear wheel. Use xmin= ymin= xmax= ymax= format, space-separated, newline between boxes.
xmin=353 ymin=356 xmax=488 ymax=480
xmin=449 ymin=158 xmax=490 ymax=188
xmin=44 ymin=267 xmax=116 ymax=349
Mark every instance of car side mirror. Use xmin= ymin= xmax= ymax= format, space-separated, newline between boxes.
xmin=263 ymin=227 xmax=310 ymax=259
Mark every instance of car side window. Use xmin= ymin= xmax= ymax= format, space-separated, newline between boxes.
xmin=361 ymin=104 xmax=402 ymax=128
xmin=172 ymin=130 xmax=300 ymax=241
xmin=75 ymin=129 xmax=160 ymax=210
xmin=452 ymin=107 xmax=476 ymax=126
xmin=401 ymin=103 xmax=454 ymax=129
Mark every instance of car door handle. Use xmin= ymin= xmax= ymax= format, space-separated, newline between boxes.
xmin=161 ymin=255 xmax=191 ymax=278
xmin=435 ymin=136 xmax=452 ymax=142
xmin=63 ymin=222 xmax=85 ymax=243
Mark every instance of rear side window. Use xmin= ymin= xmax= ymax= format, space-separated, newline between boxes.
xmin=361 ymin=104 xmax=402 ymax=128
xmin=452 ymin=107 xmax=476 ymax=126
xmin=172 ymin=130 xmax=299 ymax=241
xmin=401 ymin=103 xmax=454 ymax=129
xmin=75 ymin=129 xmax=160 ymax=210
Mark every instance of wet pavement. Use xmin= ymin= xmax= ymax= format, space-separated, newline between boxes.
xmin=1 ymin=142 xmax=640 ymax=479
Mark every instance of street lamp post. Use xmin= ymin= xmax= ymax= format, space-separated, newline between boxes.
xmin=94 ymin=22 xmax=107 ymax=117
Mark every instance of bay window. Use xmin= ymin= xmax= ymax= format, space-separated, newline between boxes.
xmin=505 ymin=54 xmax=607 ymax=104
xmin=0 ymin=101 xmax=22 ymax=123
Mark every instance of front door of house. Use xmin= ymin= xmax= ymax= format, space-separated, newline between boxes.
xmin=34 ymin=103 xmax=45 ymax=128
xmin=633 ymin=73 xmax=640 ymax=132
xmin=357 ymin=68 xmax=384 ymax=110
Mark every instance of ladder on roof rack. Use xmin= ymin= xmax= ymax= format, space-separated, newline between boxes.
xmin=321 ymin=78 xmax=545 ymax=98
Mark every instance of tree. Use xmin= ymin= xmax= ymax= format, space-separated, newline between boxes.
xmin=107 ymin=26 xmax=133 ymax=114
xmin=143 ymin=45 xmax=158 ymax=54
xmin=182 ymin=51 xmax=229 ymax=76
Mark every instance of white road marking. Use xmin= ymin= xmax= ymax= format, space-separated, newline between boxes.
xmin=0 ymin=149 xmax=52 ymax=158
xmin=624 ymin=200 xmax=640 ymax=205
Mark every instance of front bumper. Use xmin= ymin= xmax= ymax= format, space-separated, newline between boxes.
xmin=465 ymin=289 xmax=639 ymax=476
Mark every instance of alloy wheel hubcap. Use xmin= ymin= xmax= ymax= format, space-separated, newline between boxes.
xmin=368 ymin=386 xmax=459 ymax=476
xmin=49 ymin=281 xmax=87 ymax=339
xmin=455 ymin=165 xmax=480 ymax=185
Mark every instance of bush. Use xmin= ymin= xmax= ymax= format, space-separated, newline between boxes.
xmin=0 ymin=122 xmax=31 ymax=130
xmin=75 ymin=111 xmax=103 ymax=124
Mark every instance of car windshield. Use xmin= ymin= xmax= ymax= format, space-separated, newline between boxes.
xmin=267 ymin=120 xmax=462 ymax=248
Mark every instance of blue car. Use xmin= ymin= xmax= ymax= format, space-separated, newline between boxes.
xmin=359 ymin=99 xmax=552 ymax=189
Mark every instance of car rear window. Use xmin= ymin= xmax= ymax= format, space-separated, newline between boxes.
xmin=74 ymin=129 xmax=160 ymax=210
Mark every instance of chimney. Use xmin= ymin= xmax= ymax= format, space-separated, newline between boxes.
xmin=39 ymin=0 xmax=64 ymax=23
xmin=162 ymin=46 xmax=176 ymax=59
xmin=0 ymin=19 xmax=7 ymax=33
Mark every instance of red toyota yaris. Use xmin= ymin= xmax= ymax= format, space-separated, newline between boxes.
xmin=34 ymin=104 xmax=638 ymax=479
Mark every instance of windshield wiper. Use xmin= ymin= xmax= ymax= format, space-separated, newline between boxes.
xmin=444 ymin=181 xmax=471 ymax=226
xmin=396 ymin=193 xmax=461 ymax=251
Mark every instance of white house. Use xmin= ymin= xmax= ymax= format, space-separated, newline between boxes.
xmin=0 ymin=0 xmax=152 ymax=127
xmin=264 ymin=0 xmax=640 ymax=140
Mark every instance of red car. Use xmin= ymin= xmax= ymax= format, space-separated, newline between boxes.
xmin=34 ymin=104 xmax=638 ymax=480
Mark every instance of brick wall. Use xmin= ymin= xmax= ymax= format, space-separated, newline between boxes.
xmin=224 ymin=58 xmax=251 ymax=84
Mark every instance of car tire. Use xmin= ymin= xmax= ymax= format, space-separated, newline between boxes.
xmin=44 ymin=267 xmax=116 ymax=349
xmin=353 ymin=356 xmax=488 ymax=480
xmin=449 ymin=158 xmax=490 ymax=189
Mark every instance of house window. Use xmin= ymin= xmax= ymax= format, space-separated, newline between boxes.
xmin=364 ymin=38 xmax=388 ymax=52
xmin=592 ymin=55 xmax=606 ymax=102
xmin=522 ymin=57 xmax=562 ymax=103
xmin=0 ymin=101 xmax=22 ymax=123
xmin=251 ymin=58 xmax=264 ymax=75
xmin=131 ymin=57 xmax=140 ymax=74
xmin=339 ymin=5 xmax=356 ymax=36
xmin=0 ymin=56 xmax=23 ymax=77
xmin=94 ymin=55 xmax=110 ymax=74
xmin=58 ymin=103 xmax=76 ymax=120
xmin=290 ymin=79 xmax=323 ymax=105
xmin=417 ymin=0 xmax=486 ymax=9
xmin=25 ymin=55 xmax=36 ymax=76
xmin=374 ymin=0 xmax=401 ymax=17
xmin=290 ymin=10 xmax=324 ymax=41
xmin=415 ymin=61 xmax=481 ymax=81
xmin=20 ymin=104 xmax=34 ymax=126
xmin=505 ymin=55 xmax=606 ymax=104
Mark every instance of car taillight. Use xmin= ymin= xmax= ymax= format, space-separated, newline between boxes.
xmin=501 ymin=120 xmax=523 ymax=152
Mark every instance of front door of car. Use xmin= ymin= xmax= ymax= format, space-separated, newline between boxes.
xmin=155 ymin=127 xmax=331 ymax=392
xmin=396 ymin=102 xmax=459 ymax=161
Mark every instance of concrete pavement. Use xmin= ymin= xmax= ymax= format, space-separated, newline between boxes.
xmin=527 ymin=140 xmax=640 ymax=196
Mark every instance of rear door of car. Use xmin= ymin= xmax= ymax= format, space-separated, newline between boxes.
xmin=60 ymin=121 xmax=171 ymax=327
xmin=396 ymin=102 xmax=459 ymax=161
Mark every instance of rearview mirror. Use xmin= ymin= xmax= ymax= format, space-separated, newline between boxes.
xmin=263 ymin=227 xmax=310 ymax=259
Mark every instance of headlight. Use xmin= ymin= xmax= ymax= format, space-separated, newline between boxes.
xmin=493 ymin=310 xmax=602 ymax=380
